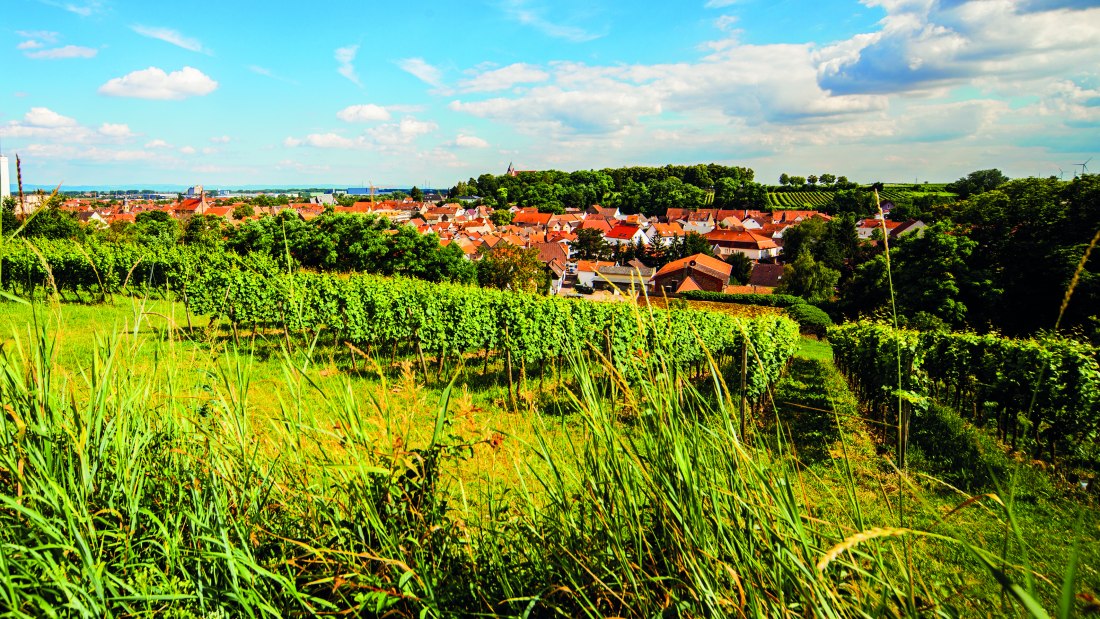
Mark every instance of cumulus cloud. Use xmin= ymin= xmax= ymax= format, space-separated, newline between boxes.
xmin=131 ymin=25 xmax=208 ymax=53
xmin=458 ymin=63 xmax=550 ymax=92
xmin=98 ymin=66 xmax=218 ymax=100
xmin=17 ymin=40 xmax=44 ymax=50
xmin=25 ymin=45 xmax=98 ymax=59
xmin=145 ymin=139 xmax=172 ymax=148
xmin=98 ymin=123 xmax=134 ymax=138
xmin=335 ymin=45 xmax=361 ymax=86
xmin=284 ymin=116 xmax=437 ymax=150
xmin=818 ymin=0 xmax=1100 ymax=94
xmin=452 ymin=134 xmax=489 ymax=148
xmin=337 ymin=104 xmax=391 ymax=122
xmin=16 ymin=30 xmax=59 ymax=43
xmin=25 ymin=107 xmax=78 ymax=128
xmin=180 ymin=146 xmax=197 ymax=155
xmin=210 ymin=135 xmax=231 ymax=143
xmin=397 ymin=58 xmax=444 ymax=88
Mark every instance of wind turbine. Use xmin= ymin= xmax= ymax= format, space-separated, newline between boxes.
xmin=1074 ymin=157 xmax=1092 ymax=177
xmin=1058 ymin=167 xmax=1065 ymax=180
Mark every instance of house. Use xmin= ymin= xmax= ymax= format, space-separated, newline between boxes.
xmin=594 ymin=264 xmax=656 ymax=293
xmin=513 ymin=211 xmax=553 ymax=228
xmin=746 ymin=263 xmax=785 ymax=293
xmin=705 ymin=229 xmax=780 ymax=260
xmin=575 ymin=260 xmax=617 ymax=288
xmin=650 ymin=254 xmax=734 ymax=295
xmin=646 ymin=222 xmax=687 ymax=247
xmin=604 ymin=223 xmax=649 ymax=247
xmin=681 ymin=211 xmax=716 ymax=235
xmin=856 ymin=218 xmax=926 ymax=240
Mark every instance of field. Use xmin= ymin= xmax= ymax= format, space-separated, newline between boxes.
xmin=0 ymin=295 xmax=1097 ymax=617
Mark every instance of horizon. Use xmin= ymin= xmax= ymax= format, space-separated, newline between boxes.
xmin=2 ymin=0 xmax=1098 ymax=187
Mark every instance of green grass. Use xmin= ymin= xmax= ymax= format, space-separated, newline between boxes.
xmin=0 ymin=299 xmax=1096 ymax=616
xmin=796 ymin=335 xmax=833 ymax=361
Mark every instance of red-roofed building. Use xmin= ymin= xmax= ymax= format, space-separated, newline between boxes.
xmin=513 ymin=211 xmax=553 ymax=227
xmin=650 ymin=254 xmax=734 ymax=295
xmin=705 ymin=229 xmax=780 ymax=260
xmin=604 ymin=223 xmax=649 ymax=246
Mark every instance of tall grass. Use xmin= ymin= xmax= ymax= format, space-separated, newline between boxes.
xmin=0 ymin=303 xmax=1073 ymax=617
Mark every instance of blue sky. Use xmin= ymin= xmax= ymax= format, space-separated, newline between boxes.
xmin=2 ymin=0 xmax=1099 ymax=187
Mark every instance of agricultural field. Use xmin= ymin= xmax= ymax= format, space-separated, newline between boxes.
xmin=1 ymin=290 xmax=1097 ymax=617
xmin=767 ymin=190 xmax=835 ymax=208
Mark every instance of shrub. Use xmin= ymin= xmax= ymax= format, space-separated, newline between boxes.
xmin=786 ymin=303 xmax=833 ymax=337
xmin=680 ymin=290 xmax=804 ymax=307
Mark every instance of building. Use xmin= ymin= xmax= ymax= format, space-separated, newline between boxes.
xmin=705 ymin=229 xmax=780 ymax=260
xmin=0 ymin=155 xmax=9 ymax=200
xmin=650 ymin=253 xmax=734 ymax=295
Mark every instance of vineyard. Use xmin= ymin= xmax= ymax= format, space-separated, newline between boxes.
xmin=830 ymin=322 xmax=1100 ymax=469
xmin=766 ymin=191 xmax=834 ymax=208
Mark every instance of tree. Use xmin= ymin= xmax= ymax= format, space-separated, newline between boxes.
xmin=891 ymin=221 xmax=982 ymax=326
xmin=779 ymin=173 xmax=790 ymax=187
xmin=679 ymin=232 xmax=715 ymax=259
xmin=135 ymin=210 xmax=179 ymax=247
xmin=726 ymin=252 xmax=753 ymax=285
xmin=807 ymin=175 xmax=819 ymax=187
xmin=477 ymin=244 xmax=550 ymax=294
xmin=946 ymin=169 xmax=1008 ymax=199
xmin=788 ymin=176 xmax=806 ymax=188
xmin=232 ymin=203 xmax=256 ymax=220
xmin=1 ymin=196 xmax=17 ymax=234
xmin=490 ymin=209 xmax=514 ymax=227
xmin=181 ymin=214 xmax=225 ymax=247
xmin=819 ymin=173 xmax=836 ymax=186
xmin=570 ymin=227 xmax=609 ymax=260
xmin=775 ymin=252 xmax=839 ymax=304
xmin=410 ymin=186 xmax=424 ymax=202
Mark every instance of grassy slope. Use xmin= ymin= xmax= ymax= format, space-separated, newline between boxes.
xmin=2 ymin=303 xmax=1096 ymax=615
xmin=0 ymin=299 xmax=573 ymax=499
xmin=773 ymin=339 xmax=1100 ymax=615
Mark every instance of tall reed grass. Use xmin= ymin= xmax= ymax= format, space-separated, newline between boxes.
xmin=0 ymin=303 xmax=1075 ymax=617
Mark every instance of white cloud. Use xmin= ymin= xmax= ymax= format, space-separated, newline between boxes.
xmin=210 ymin=135 xmax=231 ymax=143
xmin=502 ymin=0 xmax=602 ymax=42
xmin=248 ymin=65 xmax=298 ymax=85
xmin=131 ymin=25 xmax=208 ymax=54
xmin=25 ymin=45 xmax=98 ymax=59
xmin=335 ymin=45 xmax=361 ymax=86
xmin=704 ymin=0 xmax=738 ymax=7
xmin=296 ymin=133 xmax=358 ymax=149
xmin=397 ymin=58 xmax=444 ymax=88
xmin=458 ymin=63 xmax=550 ymax=92
xmin=453 ymin=134 xmax=489 ymax=148
xmin=145 ymin=139 xmax=172 ymax=148
xmin=25 ymin=107 xmax=78 ymax=128
xmin=99 ymin=66 xmax=218 ymax=100
xmin=39 ymin=0 xmax=103 ymax=17
xmin=17 ymin=40 xmax=44 ymax=50
xmin=98 ymin=123 xmax=134 ymax=138
xmin=337 ymin=104 xmax=391 ymax=123
xmin=714 ymin=15 xmax=738 ymax=32
xmin=17 ymin=31 xmax=59 ymax=43
xmin=366 ymin=117 xmax=437 ymax=146
xmin=180 ymin=146 xmax=197 ymax=155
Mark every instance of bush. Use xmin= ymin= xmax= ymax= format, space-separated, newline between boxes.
xmin=680 ymin=290 xmax=804 ymax=307
xmin=785 ymin=303 xmax=833 ymax=337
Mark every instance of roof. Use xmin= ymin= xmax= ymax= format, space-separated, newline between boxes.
xmin=748 ymin=263 xmax=785 ymax=288
xmin=531 ymin=242 xmax=568 ymax=264
xmin=579 ymin=219 xmax=612 ymax=233
xmin=576 ymin=260 xmax=616 ymax=273
xmin=605 ymin=223 xmax=642 ymax=240
xmin=513 ymin=212 xmax=553 ymax=226
xmin=649 ymin=222 xmax=686 ymax=236
xmin=653 ymin=253 xmax=734 ymax=280
xmin=599 ymin=265 xmax=655 ymax=277
xmin=705 ymin=229 xmax=779 ymax=250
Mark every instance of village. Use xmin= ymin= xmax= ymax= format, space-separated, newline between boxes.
xmin=20 ymin=186 xmax=927 ymax=298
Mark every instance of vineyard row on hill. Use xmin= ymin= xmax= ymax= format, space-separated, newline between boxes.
xmin=829 ymin=322 xmax=1100 ymax=467
xmin=0 ymin=239 xmax=801 ymax=399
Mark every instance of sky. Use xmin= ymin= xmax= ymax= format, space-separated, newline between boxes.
xmin=2 ymin=0 xmax=1099 ymax=188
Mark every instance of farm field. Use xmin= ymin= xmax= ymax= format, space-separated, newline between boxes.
xmin=0 ymin=296 xmax=1096 ymax=616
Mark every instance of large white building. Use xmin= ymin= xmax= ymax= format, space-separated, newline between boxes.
xmin=0 ymin=155 xmax=10 ymax=200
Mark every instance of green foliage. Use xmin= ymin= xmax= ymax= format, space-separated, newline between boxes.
xmin=489 ymin=208 xmax=513 ymax=227
xmin=786 ymin=303 xmax=833 ymax=337
xmin=775 ymin=252 xmax=840 ymax=304
xmin=679 ymin=290 xmax=805 ymax=307
xmin=232 ymin=203 xmax=256 ymax=219
xmin=947 ymin=168 xmax=1009 ymax=199
xmin=830 ymin=322 xmax=1100 ymax=469
xmin=569 ymin=227 xmax=609 ymax=260
xmin=185 ymin=262 xmax=800 ymax=391
xmin=726 ymin=252 xmax=753 ymax=285
xmin=476 ymin=243 xmax=550 ymax=294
